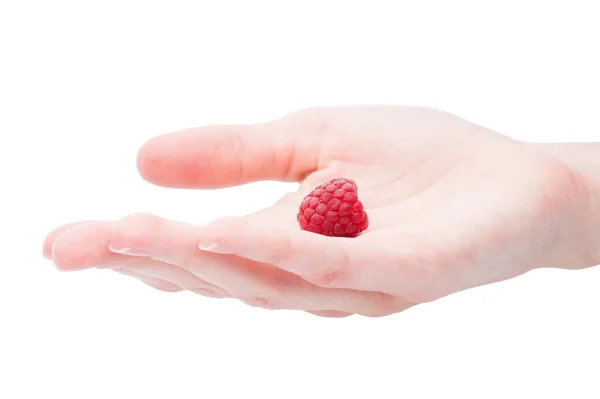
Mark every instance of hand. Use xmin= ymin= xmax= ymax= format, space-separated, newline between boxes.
xmin=43 ymin=106 xmax=600 ymax=317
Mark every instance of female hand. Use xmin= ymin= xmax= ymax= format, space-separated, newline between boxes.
xmin=43 ymin=106 xmax=600 ymax=317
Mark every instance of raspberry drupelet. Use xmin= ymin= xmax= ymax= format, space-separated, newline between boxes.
xmin=297 ymin=178 xmax=369 ymax=237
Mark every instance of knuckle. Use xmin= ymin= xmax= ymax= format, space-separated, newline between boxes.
xmin=284 ymin=107 xmax=329 ymax=137
xmin=114 ymin=212 xmax=162 ymax=247
xmin=383 ymin=242 xmax=433 ymax=285
xmin=306 ymin=268 xmax=349 ymax=288
xmin=197 ymin=216 xmax=245 ymax=250
xmin=265 ymin=237 xmax=292 ymax=267
xmin=191 ymin=288 xmax=218 ymax=297
xmin=370 ymin=290 xmax=396 ymax=305
xmin=305 ymin=250 xmax=352 ymax=288
xmin=356 ymin=292 xmax=406 ymax=318
xmin=240 ymin=296 xmax=277 ymax=310
xmin=228 ymin=130 xmax=246 ymax=184
xmin=146 ymin=281 xmax=182 ymax=292
xmin=239 ymin=288 xmax=285 ymax=310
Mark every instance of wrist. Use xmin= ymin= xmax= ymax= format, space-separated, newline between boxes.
xmin=531 ymin=142 xmax=600 ymax=269
xmin=533 ymin=142 xmax=600 ymax=179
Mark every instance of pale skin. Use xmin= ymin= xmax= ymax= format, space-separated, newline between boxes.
xmin=42 ymin=106 xmax=600 ymax=317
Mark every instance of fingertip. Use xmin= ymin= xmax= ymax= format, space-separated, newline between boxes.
xmin=42 ymin=233 xmax=56 ymax=259
xmin=51 ymin=222 xmax=111 ymax=271
xmin=42 ymin=221 xmax=95 ymax=260
xmin=136 ymin=135 xmax=165 ymax=186
xmin=135 ymin=130 xmax=220 ymax=189
xmin=136 ymin=119 xmax=319 ymax=189
xmin=51 ymin=235 xmax=86 ymax=271
xmin=43 ymin=227 xmax=68 ymax=259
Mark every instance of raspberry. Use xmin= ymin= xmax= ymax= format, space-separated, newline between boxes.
xmin=297 ymin=178 xmax=369 ymax=237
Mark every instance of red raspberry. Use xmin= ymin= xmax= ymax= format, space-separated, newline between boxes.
xmin=297 ymin=178 xmax=369 ymax=237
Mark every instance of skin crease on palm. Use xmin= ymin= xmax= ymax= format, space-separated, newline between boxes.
xmin=42 ymin=106 xmax=600 ymax=318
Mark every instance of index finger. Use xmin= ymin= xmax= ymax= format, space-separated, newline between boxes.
xmin=195 ymin=217 xmax=428 ymax=296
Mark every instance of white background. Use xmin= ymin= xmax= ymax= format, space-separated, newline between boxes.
xmin=1 ymin=1 xmax=599 ymax=398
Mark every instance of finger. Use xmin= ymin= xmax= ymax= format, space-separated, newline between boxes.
xmin=42 ymin=220 xmax=97 ymax=259
xmin=113 ymin=268 xmax=183 ymax=292
xmin=122 ymin=259 xmax=229 ymax=298
xmin=136 ymin=110 xmax=323 ymax=189
xmin=51 ymin=222 xmax=118 ymax=271
xmin=51 ymin=221 xmax=227 ymax=296
xmin=108 ymin=213 xmax=412 ymax=316
xmin=307 ymin=310 xmax=353 ymax=318
xmin=195 ymin=217 xmax=428 ymax=295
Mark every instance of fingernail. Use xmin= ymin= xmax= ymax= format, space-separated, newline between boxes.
xmin=198 ymin=241 xmax=235 ymax=255
xmin=108 ymin=245 xmax=152 ymax=257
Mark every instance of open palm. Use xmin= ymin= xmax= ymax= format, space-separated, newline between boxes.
xmin=43 ymin=106 xmax=598 ymax=317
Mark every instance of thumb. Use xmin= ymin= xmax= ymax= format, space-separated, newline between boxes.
xmin=136 ymin=111 xmax=322 ymax=189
